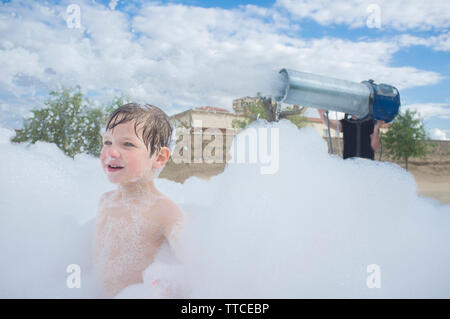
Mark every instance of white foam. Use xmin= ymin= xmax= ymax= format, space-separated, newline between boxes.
xmin=0 ymin=120 xmax=449 ymax=298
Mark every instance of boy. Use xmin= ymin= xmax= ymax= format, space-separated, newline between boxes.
xmin=95 ymin=103 xmax=184 ymax=298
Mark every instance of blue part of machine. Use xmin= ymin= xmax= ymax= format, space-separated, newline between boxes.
xmin=370 ymin=83 xmax=401 ymax=123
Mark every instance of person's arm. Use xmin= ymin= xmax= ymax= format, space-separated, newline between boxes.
xmin=94 ymin=192 xmax=109 ymax=259
xmin=317 ymin=109 xmax=342 ymax=132
xmin=370 ymin=120 xmax=385 ymax=152
xmin=152 ymin=201 xmax=185 ymax=298
xmin=161 ymin=200 xmax=185 ymax=260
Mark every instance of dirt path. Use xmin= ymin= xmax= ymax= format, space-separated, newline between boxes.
xmin=407 ymin=163 xmax=450 ymax=204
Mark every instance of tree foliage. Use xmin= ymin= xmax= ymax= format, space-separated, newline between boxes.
xmin=382 ymin=109 xmax=432 ymax=170
xmin=232 ymin=97 xmax=307 ymax=129
xmin=11 ymin=86 xmax=129 ymax=158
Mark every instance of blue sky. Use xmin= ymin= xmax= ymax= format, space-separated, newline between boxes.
xmin=0 ymin=0 xmax=449 ymax=139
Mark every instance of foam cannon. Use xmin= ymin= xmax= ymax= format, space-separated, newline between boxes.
xmin=276 ymin=69 xmax=400 ymax=123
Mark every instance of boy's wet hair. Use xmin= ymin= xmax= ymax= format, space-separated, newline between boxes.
xmin=105 ymin=103 xmax=173 ymax=157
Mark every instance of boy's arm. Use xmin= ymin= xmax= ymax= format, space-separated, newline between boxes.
xmin=95 ymin=192 xmax=110 ymax=229
xmin=160 ymin=199 xmax=185 ymax=260
xmin=94 ymin=192 xmax=111 ymax=257
xmin=150 ymin=200 xmax=185 ymax=298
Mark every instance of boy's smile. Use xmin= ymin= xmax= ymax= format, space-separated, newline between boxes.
xmin=100 ymin=120 xmax=155 ymax=184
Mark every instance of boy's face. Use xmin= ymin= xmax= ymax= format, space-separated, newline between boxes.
xmin=100 ymin=120 xmax=156 ymax=185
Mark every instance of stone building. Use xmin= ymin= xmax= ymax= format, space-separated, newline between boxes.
xmin=169 ymin=106 xmax=249 ymax=163
xmin=171 ymin=106 xmax=247 ymax=133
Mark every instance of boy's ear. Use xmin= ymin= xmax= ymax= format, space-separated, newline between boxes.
xmin=152 ymin=147 xmax=170 ymax=169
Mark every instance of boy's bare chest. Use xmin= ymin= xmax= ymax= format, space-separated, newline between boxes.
xmin=97 ymin=200 xmax=164 ymax=251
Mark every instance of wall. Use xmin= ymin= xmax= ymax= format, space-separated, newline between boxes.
xmin=325 ymin=137 xmax=450 ymax=164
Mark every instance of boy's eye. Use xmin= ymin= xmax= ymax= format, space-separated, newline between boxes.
xmin=124 ymin=142 xmax=134 ymax=147
xmin=103 ymin=141 xmax=111 ymax=145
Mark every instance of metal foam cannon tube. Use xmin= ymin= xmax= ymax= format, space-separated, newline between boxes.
xmin=277 ymin=69 xmax=400 ymax=123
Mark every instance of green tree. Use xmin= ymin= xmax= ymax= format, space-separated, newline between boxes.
xmin=283 ymin=105 xmax=308 ymax=129
xmin=232 ymin=97 xmax=307 ymax=129
xmin=382 ymin=109 xmax=432 ymax=170
xmin=11 ymin=87 xmax=129 ymax=158
xmin=103 ymin=95 xmax=131 ymax=124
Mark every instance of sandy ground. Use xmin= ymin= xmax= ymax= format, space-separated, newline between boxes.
xmin=407 ymin=163 xmax=450 ymax=204
xmin=160 ymin=160 xmax=450 ymax=205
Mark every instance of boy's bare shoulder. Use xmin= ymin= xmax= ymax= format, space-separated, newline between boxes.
xmin=151 ymin=194 xmax=184 ymax=220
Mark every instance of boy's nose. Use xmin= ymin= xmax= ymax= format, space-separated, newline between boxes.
xmin=107 ymin=146 xmax=121 ymax=158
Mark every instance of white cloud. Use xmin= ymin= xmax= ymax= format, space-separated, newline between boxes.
xmin=109 ymin=0 xmax=118 ymax=11
xmin=276 ymin=0 xmax=450 ymax=31
xmin=403 ymin=103 xmax=450 ymax=120
xmin=0 ymin=0 xmax=445 ymax=119
xmin=429 ymin=128 xmax=448 ymax=140
xmin=398 ymin=31 xmax=450 ymax=52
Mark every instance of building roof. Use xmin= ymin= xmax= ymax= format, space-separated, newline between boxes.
xmin=195 ymin=106 xmax=230 ymax=113
xmin=305 ymin=117 xmax=323 ymax=124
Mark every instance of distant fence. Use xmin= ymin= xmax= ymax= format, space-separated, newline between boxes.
xmin=325 ymin=137 xmax=450 ymax=164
